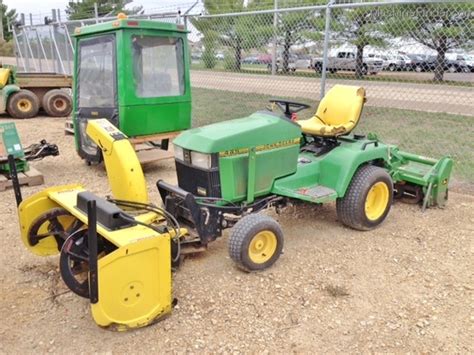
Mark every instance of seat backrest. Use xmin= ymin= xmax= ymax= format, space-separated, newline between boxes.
xmin=316 ymin=85 xmax=365 ymax=127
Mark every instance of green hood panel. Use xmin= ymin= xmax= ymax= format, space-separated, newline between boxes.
xmin=174 ymin=112 xmax=302 ymax=153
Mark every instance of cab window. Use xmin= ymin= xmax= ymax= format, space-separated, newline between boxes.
xmin=132 ymin=36 xmax=185 ymax=98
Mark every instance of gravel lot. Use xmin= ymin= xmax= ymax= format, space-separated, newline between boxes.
xmin=0 ymin=117 xmax=473 ymax=353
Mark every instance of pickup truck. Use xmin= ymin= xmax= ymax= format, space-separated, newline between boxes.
xmin=313 ymin=51 xmax=384 ymax=75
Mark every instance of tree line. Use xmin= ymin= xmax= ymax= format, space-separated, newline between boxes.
xmin=192 ymin=0 xmax=474 ymax=81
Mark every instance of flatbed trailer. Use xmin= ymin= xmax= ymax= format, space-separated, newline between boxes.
xmin=0 ymin=67 xmax=73 ymax=118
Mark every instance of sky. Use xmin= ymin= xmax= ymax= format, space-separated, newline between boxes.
xmin=3 ymin=0 xmax=196 ymax=20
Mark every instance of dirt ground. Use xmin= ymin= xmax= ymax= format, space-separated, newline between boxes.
xmin=0 ymin=116 xmax=473 ymax=353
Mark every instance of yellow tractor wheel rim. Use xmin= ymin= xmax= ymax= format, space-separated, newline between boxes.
xmin=18 ymin=99 xmax=32 ymax=113
xmin=248 ymin=230 xmax=277 ymax=264
xmin=365 ymin=181 xmax=389 ymax=221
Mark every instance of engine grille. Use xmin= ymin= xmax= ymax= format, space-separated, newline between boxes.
xmin=175 ymin=159 xmax=221 ymax=198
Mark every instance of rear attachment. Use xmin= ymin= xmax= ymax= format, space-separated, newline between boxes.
xmin=389 ymin=147 xmax=453 ymax=211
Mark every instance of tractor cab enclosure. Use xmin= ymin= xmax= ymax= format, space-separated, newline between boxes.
xmin=73 ymin=18 xmax=191 ymax=162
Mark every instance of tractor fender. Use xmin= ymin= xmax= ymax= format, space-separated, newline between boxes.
xmin=0 ymin=84 xmax=20 ymax=114
xmin=318 ymin=143 xmax=389 ymax=198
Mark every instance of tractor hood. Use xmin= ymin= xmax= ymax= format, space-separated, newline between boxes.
xmin=174 ymin=111 xmax=302 ymax=153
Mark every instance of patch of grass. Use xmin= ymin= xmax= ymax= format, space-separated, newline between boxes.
xmin=192 ymin=87 xmax=474 ymax=184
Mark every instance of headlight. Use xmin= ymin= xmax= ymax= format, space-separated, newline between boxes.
xmin=174 ymin=144 xmax=184 ymax=161
xmin=191 ymin=151 xmax=212 ymax=170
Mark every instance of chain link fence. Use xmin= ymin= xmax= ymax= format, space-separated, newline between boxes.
xmin=11 ymin=0 xmax=474 ymax=187
xmin=186 ymin=0 xmax=474 ymax=187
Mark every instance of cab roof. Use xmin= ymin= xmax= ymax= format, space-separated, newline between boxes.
xmin=73 ymin=18 xmax=187 ymax=37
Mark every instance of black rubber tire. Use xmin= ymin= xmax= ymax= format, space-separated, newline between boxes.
xmin=7 ymin=89 xmax=40 ymax=119
xmin=42 ymin=89 xmax=72 ymax=117
xmin=229 ymin=214 xmax=284 ymax=272
xmin=60 ymin=229 xmax=90 ymax=298
xmin=336 ymin=165 xmax=393 ymax=231
xmin=361 ymin=65 xmax=368 ymax=75
xmin=388 ymin=64 xmax=396 ymax=72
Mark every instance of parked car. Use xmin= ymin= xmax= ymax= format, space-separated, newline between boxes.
xmin=292 ymin=55 xmax=312 ymax=71
xmin=406 ymin=54 xmax=432 ymax=72
xmin=385 ymin=55 xmax=407 ymax=71
xmin=266 ymin=55 xmax=297 ymax=72
xmin=398 ymin=54 xmax=412 ymax=70
xmin=445 ymin=54 xmax=470 ymax=73
xmin=191 ymin=52 xmax=202 ymax=61
xmin=365 ymin=53 xmax=389 ymax=70
xmin=313 ymin=51 xmax=383 ymax=75
xmin=242 ymin=56 xmax=261 ymax=64
xmin=460 ymin=55 xmax=474 ymax=72
xmin=257 ymin=54 xmax=272 ymax=64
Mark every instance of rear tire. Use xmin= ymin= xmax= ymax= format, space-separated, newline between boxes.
xmin=7 ymin=89 xmax=39 ymax=119
xmin=42 ymin=89 xmax=72 ymax=117
xmin=229 ymin=214 xmax=284 ymax=272
xmin=336 ymin=165 xmax=393 ymax=231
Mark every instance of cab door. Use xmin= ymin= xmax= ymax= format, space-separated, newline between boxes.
xmin=74 ymin=34 xmax=117 ymax=163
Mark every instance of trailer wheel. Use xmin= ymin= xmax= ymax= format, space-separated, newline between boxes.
xmin=7 ymin=89 xmax=39 ymax=119
xmin=42 ymin=89 xmax=72 ymax=117
xmin=336 ymin=165 xmax=393 ymax=231
xmin=229 ymin=214 xmax=284 ymax=272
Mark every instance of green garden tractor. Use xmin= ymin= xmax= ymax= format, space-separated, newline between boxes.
xmin=158 ymin=84 xmax=453 ymax=271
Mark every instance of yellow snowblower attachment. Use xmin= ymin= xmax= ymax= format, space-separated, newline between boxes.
xmin=15 ymin=119 xmax=182 ymax=330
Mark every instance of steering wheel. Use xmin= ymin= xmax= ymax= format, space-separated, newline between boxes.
xmin=269 ymin=99 xmax=311 ymax=119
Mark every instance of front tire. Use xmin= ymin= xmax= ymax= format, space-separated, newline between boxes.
xmin=229 ymin=214 xmax=284 ymax=272
xmin=336 ymin=165 xmax=393 ymax=231
xmin=7 ymin=89 xmax=40 ymax=118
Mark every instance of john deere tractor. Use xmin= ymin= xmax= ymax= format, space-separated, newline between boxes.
xmin=158 ymin=84 xmax=453 ymax=271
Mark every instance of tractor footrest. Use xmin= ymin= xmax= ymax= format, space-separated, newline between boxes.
xmin=296 ymin=185 xmax=336 ymax=198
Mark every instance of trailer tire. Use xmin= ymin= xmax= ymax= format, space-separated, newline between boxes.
xmin=229 ymin=214 xmax=284 ymax=272
xmin=42 ymin=89 xmax=72 ymax=117
xmin=336 ymin=165 xmax=393 ymax=231
xmin=7 ymin=89 xmax=40 ymax=119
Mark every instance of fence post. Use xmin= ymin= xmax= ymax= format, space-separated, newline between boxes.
xmin=94 ymin=3 xmax=99 ymax=24
xmin=271 ymin=0 xmax=278 ymax=76
xmin=320 ymin=0 xmax=334 ymax=100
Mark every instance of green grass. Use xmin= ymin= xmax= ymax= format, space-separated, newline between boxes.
xmin=192 ymin=87 xmax=474 ymax=184
xmin=191 ymin=62 xmax=474 ymax=88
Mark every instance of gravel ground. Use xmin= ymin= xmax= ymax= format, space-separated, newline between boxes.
xmin=0 ymin=117 xmax=473 ymax=353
